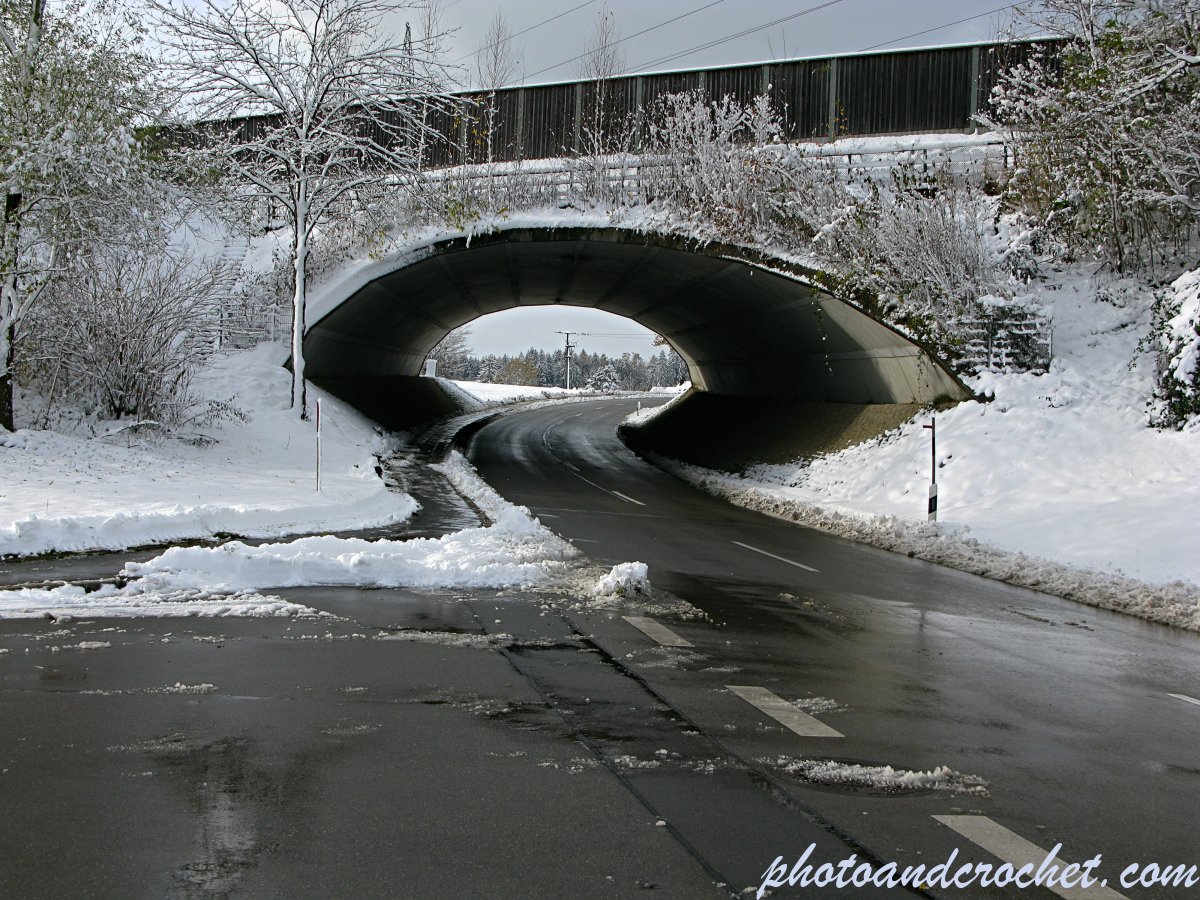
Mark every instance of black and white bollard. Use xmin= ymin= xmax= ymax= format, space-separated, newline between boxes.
xmin=315 ymin=398 xmax=322 ymax=493
xmin=922 ymin=417 xmax=937 ymax=522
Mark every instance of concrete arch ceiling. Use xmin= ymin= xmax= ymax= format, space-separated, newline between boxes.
xmin=304 ymin=227 xmax=970 ymax=405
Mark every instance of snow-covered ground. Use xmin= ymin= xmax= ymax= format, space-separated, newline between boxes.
xmin=0 ymin=343 xmax=415 ymax=558
xmin=631 ymin=275 xmax=1200 ymax=631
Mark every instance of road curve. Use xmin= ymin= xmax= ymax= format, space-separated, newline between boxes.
xmin=468 ymin=398 xmax=1200 ymax=890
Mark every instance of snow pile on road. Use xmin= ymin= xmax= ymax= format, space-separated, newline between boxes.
xmin=0 ymin=582 xmax=317 ymax=618
xmin=643 ymin=279 xmax=1200 ymax=632
xmin=0 ymin=449 xmax=583 ymax=617
xmin=770 ymin=757 xmax=989 ymax=796
xmin=0 ymin=343 xmax=416 ymax=557
xmin=121 ymin=517 xmax=579 ymax=593
xmin=108 ymin=450 xmax=580 ymax=593
xmin=594 ymin=562 xmax=650 ymax=597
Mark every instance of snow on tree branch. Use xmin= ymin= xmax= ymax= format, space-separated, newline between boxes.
xmin=151 ymin=0 xmax=455 ymax=418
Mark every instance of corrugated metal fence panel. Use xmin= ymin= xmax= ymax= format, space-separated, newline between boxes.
xmin=707 ymin=64 xmax=767 ymax=109
xmin=838 ymin=47 xmax=974 ymax=136
xmin=582 ymin=76 xmax=639 ymax=147
xmin=419 ymin=99 xmax=461 ymax=168
xmin=642 ymin=70 xmax=702 ymax=108
xmin=195 ymin=41 xmax=1063 ymax=166
xmin=770 ymin=59 xmax=830 ymax=140
xmin=523 ymin=83 xmax=577 ymax=159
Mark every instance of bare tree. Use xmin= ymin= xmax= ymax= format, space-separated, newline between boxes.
xmin=575 ymin=4 xmax=625 ymax=83
xmin=473 ymin=10 xmax=521 ymax=162
xmin=475 ymin=9 xmax=520 ymax=90
xmin=575 ymin=5 xmax=627 ymax=155
xmin=152 ymin=0 xmax=453 ymax=419
xmin=0 ymin=0 xmax=158 ymax=430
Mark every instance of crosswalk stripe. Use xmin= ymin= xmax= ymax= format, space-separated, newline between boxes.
xmin=622 ymin=616 xmax=693 ymax=647
xmin=725 ymin=685 xmax=843 ymax=737
xmin=934 ymin=816 xmax=1128 ymax=900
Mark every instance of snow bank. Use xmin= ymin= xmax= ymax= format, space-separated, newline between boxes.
xmin=0 ymin=343 xmax=416 ymax=557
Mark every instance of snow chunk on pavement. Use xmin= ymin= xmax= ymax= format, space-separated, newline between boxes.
xmin=0 ymin=582 xmax=317 ymax=619
xmin=594 ymin=562 xmax=650 ymax=596
xmin=771 ymin=757 xmax=989 ymax=796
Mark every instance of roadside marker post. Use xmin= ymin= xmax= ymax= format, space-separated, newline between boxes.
xmin=316 ymin=398 xmax=322 ymax=493
xmin=923 ymin=417 xmax=937 ymax=521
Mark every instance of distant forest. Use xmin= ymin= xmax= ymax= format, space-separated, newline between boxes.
xmin=429 ymin=330 xmax=689 ymax=391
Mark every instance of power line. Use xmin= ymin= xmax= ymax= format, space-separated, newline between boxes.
xmin=856 ymin=5 xmax=1017 ymax=53
xmin=627 ymin=0 xmax=845 ymax=74
xmin=450 ymin=0 xmax=599 ymax=67
xmin=523 ymin=0 xmax=732 ymax=82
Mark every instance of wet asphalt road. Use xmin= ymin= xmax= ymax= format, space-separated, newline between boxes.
xmin=1 ymin=398 xmax=1198 ymax=899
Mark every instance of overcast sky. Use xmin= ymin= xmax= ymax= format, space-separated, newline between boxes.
xmin=398 ymin=0 xmax=1023 ymax=358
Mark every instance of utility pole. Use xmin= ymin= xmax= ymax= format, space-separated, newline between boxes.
xmin=556 ymin=331 xmax=585 ymax=390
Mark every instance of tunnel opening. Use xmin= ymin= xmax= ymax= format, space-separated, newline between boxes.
xmin=303 ymin=226 xmax=971 ymax=457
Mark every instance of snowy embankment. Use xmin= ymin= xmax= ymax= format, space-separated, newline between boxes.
xmin=0 ymin=343 xmax=416 ymax=558
xmin=631 ymin=280 xmax=1200 ymax=632
xmin=0 ymin=450 xmax=593 ymax=618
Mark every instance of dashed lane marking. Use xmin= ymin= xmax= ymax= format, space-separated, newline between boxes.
xmin=1169 ymin=693 xmax=1200 ymax=707
xmin=530 ymin=507 xmax=668 ymax=518
xmin=934 ymin=816 xmax=1128 ymax=900
xmin=612 ymin=491 xmax=646 ymax=506
xmin=725 ymin=685 xmax=843 ymax=737
xmin=732 ymin=541 xmax=819 ymax=573
xmin=622 ymin=616 xmax=693 ymax=648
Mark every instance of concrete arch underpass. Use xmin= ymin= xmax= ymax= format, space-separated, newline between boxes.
xmin=305 ymin=227 xmax=972 ymax=464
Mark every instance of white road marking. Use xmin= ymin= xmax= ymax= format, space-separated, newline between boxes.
xmin=612 ymin=490 xmax=646 ymax=506
xmin=1169 ymin=693 xmax=1200 ymax=707
xmin=732 ymin=541 xmax=819 ymax=573
xmin=934 ymin=816 xmax=1128 ymax=900
xmin=542 ymin=420 xmax=646 ymax=505
xmin=725 ymin=685 xmax=843 ymax=737
xmin=623 ymin=616 xmax=693 ymax=647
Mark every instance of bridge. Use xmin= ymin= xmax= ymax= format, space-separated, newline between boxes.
xmin=294 ymin=41 xmax=1054 ymax=458
xmin=304 ymin=226 xmax=972 ymax=465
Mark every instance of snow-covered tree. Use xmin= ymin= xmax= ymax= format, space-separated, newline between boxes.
xmin=586 ymin=361 xmax=620 ymax=393
xmin=0 ymin=0 xmax=158 ymax=430
xmin=152 ymin=0 xmax=453 ymax=418
xmin=983 ymin=0 xmax=1200 ymax=274
xmin=428 ymin=325 xmax=472 ymax=378
xmin=31 ymin=246 xmax=228 ymax=423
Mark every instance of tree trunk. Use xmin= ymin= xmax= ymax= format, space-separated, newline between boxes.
xmin=0 ymin=322 xmax=15 ymax=431
xmin=291 ymin=186 xmax=308 ymax=419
